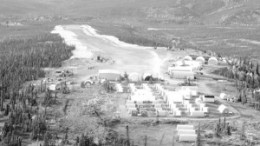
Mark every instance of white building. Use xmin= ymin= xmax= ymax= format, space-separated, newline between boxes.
xmin=201 ymin=95 xmax=215 ymax=103
xmin=168 ymin=66 xmax=195 ymax=79
xmin=218 ymin=104 xmax=229 ymax=114
xmin=183 ymin=56 xmax=193 ymax=61
xmin=196 ymin=56 xmax=205 ymax=64
xmin=220 ymin=93 xmax=227 ymax=100
xmin=129 ymin=72 xmax=140 ymax=82
xmin=208 ymin=57 xmax=218 ymax=65
xmin=98 ymin=69 xmax=121 ymax=81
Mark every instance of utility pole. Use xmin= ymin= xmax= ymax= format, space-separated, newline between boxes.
xmin=126 ymin=125 xmax=130 ymax=146
xmin=144 ymin=135 xmax=147 ymax=146
xmin=0 ymin=82 xmax=4 ymax=111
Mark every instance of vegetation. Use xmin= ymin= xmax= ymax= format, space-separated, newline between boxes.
xmin=0 ymin=34 xmax=74 ymax=145
xmin=214 ymin=57 xmax=260 ymax=109
xmin=214 ymin=117 xmax=232 ymax=138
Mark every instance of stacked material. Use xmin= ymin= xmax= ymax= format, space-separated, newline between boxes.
xmin=177 ymin=125 xmax=197 ymax=142
xmin=115 ymin=83 xmax=123 ymax=93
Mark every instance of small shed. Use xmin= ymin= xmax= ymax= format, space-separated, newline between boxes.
xmin=218 ymin=104 xmax=229 ymax=114
xmin=183 ymin=56 xmax=193 ymax=61
xmin=208 ymin=57 xmax=218 ymax=65
xmin=201 ymin=95 xmax=215 ymax=103
xmin=196 ymin=56 xmax=205 ymax=64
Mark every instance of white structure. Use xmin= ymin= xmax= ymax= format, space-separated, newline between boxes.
xmin=183 ymin=60 xmax=202 ymax=70
xmin=220 ymin=93 xmax=227 ymax=100
xmin=177 ymin=124 xmax=197 ymax=142
xmin=48 ymin=84 xmax=57 ymax=91
xmin=218 ymin=104 xmax=229 ymax=114
xmin=176 ymin=125 xmax=194 ymax=130
xmin=168 ymin=66 xmax=195 ymax=79
xmin=115 ymin=83 xmax=123 ymax=93
xmin=183 ymin=56 xmax=193 ymax=61
xmin=190 ymin=111 xmax=205 ymax=117
xmin=208 ymin=57 xmax=218 ymax=65
xmin=201 ymin=95 xmax=215 ymax=103
xmin=143 ymin=72 xmax=152 ymax=80
xmin=177 ymin=130 xmax=196 ymax=135
xmin=178 ymin=134 xmax=197 ymax=142
xmin=196 ymin=56 xmax=205 ymax=64
xmin=98 ymin=69 xmax=121 ymax=81
xmin=129 ymin=72 xmax=140 ymax=82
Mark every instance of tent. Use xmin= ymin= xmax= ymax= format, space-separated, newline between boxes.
xmin=220 ymin=93 xmax=227 ymax=100
xmin=129 ymin=72 xmax=140 ymax=82
xmin=218 ymin=104 xmax=229 ymax=114
xmin=143 ymin=72 xmax=152 ymax=81
xmin=183 ymin=56 xmax=193 ymax=61
xmin=115 ymin=83 xmax=123 ymax=93
xmin=208 ymin=57 xmax=218 ymax=65
xmin=196 ymin=56 xmax=205 ymax=64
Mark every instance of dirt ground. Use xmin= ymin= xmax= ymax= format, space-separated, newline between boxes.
xmin=4 ymin=25 xmax=260 ymax=146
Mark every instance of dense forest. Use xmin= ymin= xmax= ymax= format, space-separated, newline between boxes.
xmin=0 ymin=34 xmax=74 ymax=145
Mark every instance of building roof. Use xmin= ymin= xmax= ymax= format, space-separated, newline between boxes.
xmin=98 ymin=69 xmax=121 ymax=74
xmin=168 ymin=66 xmax=193 ymax=72
xmin=196 ymin=56 xmax=205 ymax=62
xmin=183 ymin=56 xmax=193 ymax=61
xmin=204 ymin=95 xmax=215 ymax=98
xmin=208 ymin=57 xmax=218 ymax=62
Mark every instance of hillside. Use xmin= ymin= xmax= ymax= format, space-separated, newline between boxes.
xmin=1 ymin=0 xmax=260 ymax=26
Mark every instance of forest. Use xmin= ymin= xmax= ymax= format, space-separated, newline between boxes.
xmin=0 ymin=34 xmax=74 ymax=145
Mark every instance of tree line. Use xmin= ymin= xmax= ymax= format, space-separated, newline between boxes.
xmin=215 ymin=57 xmax=260 ymax=108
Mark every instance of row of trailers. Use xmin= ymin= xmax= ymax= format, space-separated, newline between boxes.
xmin=125 ymin=83 xmax=212 ymax=117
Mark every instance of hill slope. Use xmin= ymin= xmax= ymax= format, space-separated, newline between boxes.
xmin=1 ymin=0 xmax=260 ymax=26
